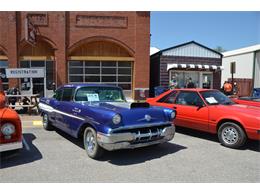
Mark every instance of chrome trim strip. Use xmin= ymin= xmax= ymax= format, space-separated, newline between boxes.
xmin=39 ymin=102 xmax=85 ymax=121
xmin=110 ymin=122 xmax=172 ymax=133
xmin=0 ymin=141 xmax=23 ymax=152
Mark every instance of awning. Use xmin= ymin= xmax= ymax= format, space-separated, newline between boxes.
xmin=211 ymin=65 xmax=217 ymax=70
xmin=167 ymin=64 xmax=224 ymax=71
xmin=188 ymin=64 xmax=195 ymax=68
xmin=203 ymin=65 xmax=210 ymax=69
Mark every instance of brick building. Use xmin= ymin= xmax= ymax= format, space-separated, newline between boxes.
xmin=0 ymin=11 xmax=150 ymax=99
xmin=150 ymin=41 xmax=223 ymax=96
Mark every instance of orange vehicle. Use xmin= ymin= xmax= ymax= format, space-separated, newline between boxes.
xmin=147 ymin=88 xmax=260 ymax=148
xmin=0 ymin=79 xmax=22 ymax=152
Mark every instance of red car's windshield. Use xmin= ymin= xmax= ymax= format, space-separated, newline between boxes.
xmin=200 ymin=90 xmax=235 ymax=105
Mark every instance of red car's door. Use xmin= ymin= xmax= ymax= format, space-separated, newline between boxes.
xmin=151 ymin=90 xmax=178 ymax=109
xmin=173 ymin=91 xmax=209 ymax=132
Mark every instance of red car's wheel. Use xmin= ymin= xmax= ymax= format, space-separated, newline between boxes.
xmin=218 ymin=122 xmax=247 ymax=148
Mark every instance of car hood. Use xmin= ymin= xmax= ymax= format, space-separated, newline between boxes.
xmin=216 ymin=104 xmax=260 ymax=115
xmin=83 ymin=101 xmax=172 ymax=125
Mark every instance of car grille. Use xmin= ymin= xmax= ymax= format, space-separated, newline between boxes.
xmin=115 ymin=124 xmax=171 ymax=144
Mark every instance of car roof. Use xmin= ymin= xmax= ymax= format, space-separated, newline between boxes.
xmin=62 ymin=83 xmax=122 ymax=89
xmin=171 ymin=88 xmax=217 ymax=92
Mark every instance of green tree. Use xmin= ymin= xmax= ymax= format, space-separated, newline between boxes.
xmin=214 ymin=46 xmax=226 ymax=53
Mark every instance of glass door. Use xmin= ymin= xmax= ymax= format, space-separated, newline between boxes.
xmin=20 ymin=60 xmax=55 ymax=97
xmin=31 ymin=61 xmax=45 ymax=96
xmin=201 ymin=73 xmax=213 ymax=89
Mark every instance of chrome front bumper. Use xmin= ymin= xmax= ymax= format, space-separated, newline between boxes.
xmin=0 ymin=141 xmax=22 ymax=152
xmin=97 ymin=125 xmax=175 ymax=151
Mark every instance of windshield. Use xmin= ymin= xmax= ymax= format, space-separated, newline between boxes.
xmin=200 ymin=90 xmax=235 ymax=105
xmin=75 ymin=86 xmax=125 ymax=102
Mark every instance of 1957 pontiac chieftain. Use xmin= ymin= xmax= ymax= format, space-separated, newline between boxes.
xmin=0 ymin=79 xmax=22 ymax=152
xmin=39 ymin=84 xmax=176 ymax=159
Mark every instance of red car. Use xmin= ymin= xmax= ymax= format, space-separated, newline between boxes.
xmin=147 ymin=89 xmax=260 ymax=148
xmin=232 ymin=97 xmax=260 ymax=107
xmin=0 ymin=80 xmax=22 ymax=152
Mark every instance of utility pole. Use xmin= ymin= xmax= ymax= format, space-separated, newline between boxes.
xmin=230 ymin=62 xmax=236 ymax=94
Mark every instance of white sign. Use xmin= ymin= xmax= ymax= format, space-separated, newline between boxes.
xmin=205 ymin=97 xmax=218 ymax=104
xmin=6 ymin=68 xmax=44 ymax=78
xmin=87 ymin=93 xmax=100 ymax=101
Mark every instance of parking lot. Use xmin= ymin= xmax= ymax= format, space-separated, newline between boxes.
xmin=0 ymin=115 xmax=259 ymax=183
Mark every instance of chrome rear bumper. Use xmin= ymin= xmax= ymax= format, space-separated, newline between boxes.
xmin=97 ymin=125 xmax=175 ymax=151
xmin=0 ymin=141 xmax=22 ymax=152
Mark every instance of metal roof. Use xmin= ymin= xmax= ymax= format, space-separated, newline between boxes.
xmin=222 ymin=44 xmax=260 ymax=57
xmin=151 ymin=41 xmax=223 ymax=58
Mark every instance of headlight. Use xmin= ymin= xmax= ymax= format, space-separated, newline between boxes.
xmin=1 ymin=123 xmax=15 ymax=136
xmin=112 ymin=114 xmax=121 ymax=125
xmin=170 ymin=111 xmax=176 ymax=119
xmin=164 ymin=109 xmax=176 ymax=120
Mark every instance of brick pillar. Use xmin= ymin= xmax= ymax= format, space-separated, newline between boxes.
xmin=7 ymin=12 xmax=19 ymax=88
xmin=133 ymin=12 xmax=150 ymax=100
xmin=55 ymin=12 xmax=67 ymax=87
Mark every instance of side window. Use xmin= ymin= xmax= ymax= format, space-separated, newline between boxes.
xmin=175 ymin=91 xmax=204 ymax=106
xmin=62 ymin=88 xmax=75 ymax=102
xmin=55 ymin=89 xmax=63 ymax=101
xmin=157 ymin=91 xmax=177 ymax=104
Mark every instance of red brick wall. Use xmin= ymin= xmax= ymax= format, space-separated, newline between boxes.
xmin=0 ymin=11 xmax=150 ymax=100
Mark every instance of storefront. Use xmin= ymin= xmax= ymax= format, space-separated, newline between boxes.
xmin=0 ymin=11 xmax=150 ymax=100
xmin=0 ymin=50 xmax=8 ymax=90
xmin=169 ymin=70 xmax=213 ymax=89
xmin=150 ymin=41 xmax=223 ymax=96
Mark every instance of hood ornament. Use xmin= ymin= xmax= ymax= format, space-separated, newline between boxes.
xmin=137 ymin=114 xmax=156 ymax=122
xmin=145 ymin=114 xmax=151 ymax=122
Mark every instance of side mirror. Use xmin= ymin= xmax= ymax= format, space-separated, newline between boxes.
xmin=196 ymin=101 xmax=204 ymax=108
xmin=52 ymin=82 xmax=56 ymax=92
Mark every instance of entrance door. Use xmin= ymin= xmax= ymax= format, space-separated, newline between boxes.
xmin=201 ymin=73 xmax=213 ymax=89
xmin=20 ymin=60 xmax=55 ymax=97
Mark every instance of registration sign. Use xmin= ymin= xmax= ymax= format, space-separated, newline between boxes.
xmin=6 ymin=68 xmax=45 ymax=78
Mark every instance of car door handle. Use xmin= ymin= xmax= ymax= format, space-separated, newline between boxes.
xmin=72 ymin=108 xmax=81 ymax=113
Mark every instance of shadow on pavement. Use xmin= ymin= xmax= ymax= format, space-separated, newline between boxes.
xmin=55 ymin=129 xmax=84 ymax=149
xmin=0 ymin=133 xmax=42 ymax=169
xmin=55 ymin=128 xmax=187 ymax=165
xmin=99 ymin=142 xmax=187 ymax=165
xmin=176 ymin=126 xmax=260 ymax=152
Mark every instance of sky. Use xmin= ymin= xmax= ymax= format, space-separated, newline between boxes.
xmin=151 ymin=11 xmax=260 ymax=51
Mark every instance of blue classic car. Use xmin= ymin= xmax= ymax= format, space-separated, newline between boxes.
xmin=39 ymin=84 xmax=176 ymax=159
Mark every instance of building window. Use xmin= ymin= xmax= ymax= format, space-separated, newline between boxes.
xmin=68 ymin=61 xmax=132 ymax=90
xmin=169 ymin=70 xmax=213 ymax=89
xmin=0 ymin=60 xmax=8 ymax=91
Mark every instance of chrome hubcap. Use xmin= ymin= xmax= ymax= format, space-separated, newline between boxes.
xmin=43 ymin=114 xmax=48 ymax=127
xmin=222 ymin=126 xmax=238 ymax=144
xmin=86 ymin=131 xmax=96 ymax=153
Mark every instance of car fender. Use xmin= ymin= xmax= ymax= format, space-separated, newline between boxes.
xmin=215 ymin=116 xmax=246 ymax=133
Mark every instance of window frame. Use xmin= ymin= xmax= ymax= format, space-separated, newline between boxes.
xmin=61 ymin=87 xmax=75 ymax=102
xmin=68 ymin=60 xmax=132 ymax=90
xmin=175 ymin=91 xmax=205 ymax=107
xmin=157 ymin=91 xmax=178 ymax=104
xmin=54 ymin=88 xmax=63 ymax=101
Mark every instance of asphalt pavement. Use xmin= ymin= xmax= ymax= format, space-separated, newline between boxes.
xmin=0 ymin=115 xmax=259 ymax=182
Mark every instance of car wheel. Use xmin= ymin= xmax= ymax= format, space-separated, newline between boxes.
xmin=83 ymin=127 xmax=104 ymax=159
xmin=42 ymin=113 xmax=53 ymax=130
xmin=218 ymin=122 xmax=247 ymax=148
